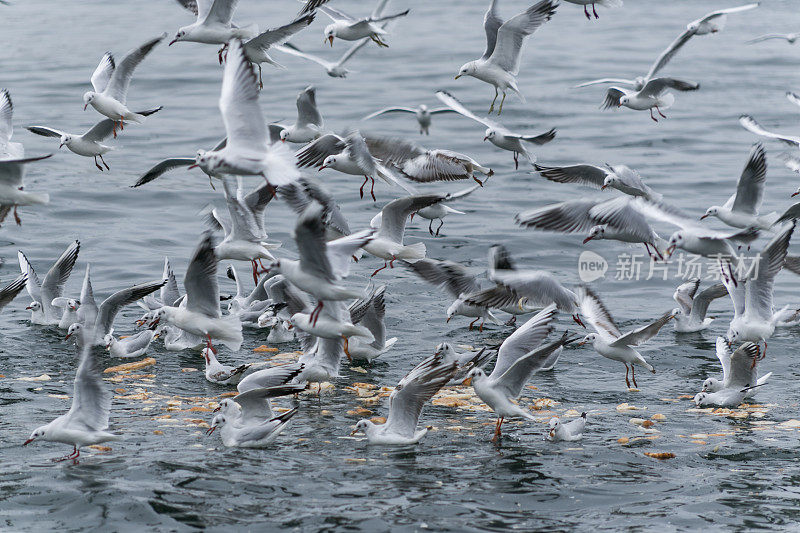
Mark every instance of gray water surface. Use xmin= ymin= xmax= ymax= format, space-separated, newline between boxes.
xmin=2 ymin=0 xmax=800 ymax=530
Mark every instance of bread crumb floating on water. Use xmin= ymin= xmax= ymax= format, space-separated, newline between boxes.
xmin=651 ymin=414 xmax=666 ymax=421
xmin=347 ymin=407 xmax=372 ymax=416
xmin=630 ymin=418 xmax=655 ymax=428
xmin=531 ymin=398 xmax=558 ymax=410
xmin=778 ymin=419 xmax=800 ymax=430
xmin=104 ymin=358 xmax=156 ymax=374
xmin=88 ymin=445 xmax=112 ymax=452
xmin=253 ymin=345 xmax=279 ymax=353
xmin=47 ymin=394 xmax=70 ymax=400
xmin=153 ymin=430 xmax=164 ymax=435
xmin=617 ymin=403 xmax=644 ymax=412
xmin=18 ymin=374 xmax=51 ymax=382
xmin=345 ymin=458 xmax=367 ymax=463
xmin=644 ymin=452 xmax=676 ymax=460
xmin=370 ymin=416 xmax=386 ymax=424
xmin=349 ymin=366 xmax=368 ymax=374
xmin=181 ymin=368 xmax=198 ymax=373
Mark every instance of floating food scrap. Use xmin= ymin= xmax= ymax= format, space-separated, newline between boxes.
xmin=18 ymin=374 xmax=51 ymax=382
xmin=253 ymin=345 xmax=279 ymax=353
xmin=616 ymin=403 xmax=643 ymax=412
xmin=644 ymin=452 xmax=676 ymax=460
xmin=104 ymin=358 xmax=156 ymax=374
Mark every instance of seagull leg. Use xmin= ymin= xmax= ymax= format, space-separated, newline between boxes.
xmin=428 ymin=220 xmax=434 ymax=236
xmin=112 ymin=122 xmax=118 ymax=138
xmin=631 ymin=364 xmax=638 ymax=388
xmin=99 ymin=155 xmax=110 ymax=170
xmin=468 ymin=317 xmax=479 ymax=330
xmin=206 ymin=334 xmax=217 ymax=354
xmin=52 ymin=445 xmax=79 ymax=462
xmin=650 ymin=109 xmax=658 ymax=122
xmin=491 ymin=417 xmax=504 ymax=442
xmin=584 ymin=5 xmax=591 ymax=19
xmin=592 ymin=2 xmax=599 ymax=18
xmin=436 ymin=219 xmax=444 ymax=236
xmin=505 ymin=315 xmax=516 ymax=326
xmin=513 ymin=152 xmax=519 ymax=170
xmin=94 ymin=156 xmax=104 ymax=171
xmin=13 ymin=206 xmax=21 ymax=226
xmin=657 ymin=107 xmax=667 ymax=119
xmin=120 ymin=120 xmax=124 ymax=132
xmin=370 ymin=177 xmax=376 ymax=202
xmin=624 ymin=363 xmax=631 ymax=388
xmin=473 ymin=176 xmax=484 ymax=186
xmin=371 ymin=262 xmax=388 ymax=277
xmin=252 ymin=260 xmax=259 ymax=285
xmin=359 ymin=176 xmax=368 ymax=199
xmin=479 ymin=318 xmax=484 ymax=332
xmin=258 ymin=64 xmax=263 ymax=90
xmin=498 ymin=92 xmax=506 ymax=115
xmin=572 ymin=314 xmax=586 ymax=328
xmin=389 ymin=256 xmax=396 ymax=269
xmin=310 ymin=300 xmax=323 ymax=326
xmin=343 ymin=336 xmax=351 ymax=361
xmin=489 ymin=87 xmax=498 ymax=114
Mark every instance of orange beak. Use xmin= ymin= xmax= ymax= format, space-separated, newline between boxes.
xmin=462 ymin=377 xmax=472 ymax=386
xmin=206 ymin=426 xmax=217 ymax=436
xmin=600 ymin=184 xmax=608 ymax=190
xmin=328 ymin=35 xmax=334 ymax=46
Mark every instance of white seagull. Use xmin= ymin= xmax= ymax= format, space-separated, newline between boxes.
xmin=694 ymin=340 xmax=762 ymax=407
xmin=576 ymin=286 xmax=673 ymax=389
xmin=274 ymin=85 xmax=324 ymax=143
xmin=18 ymin=241 xmax=80 ymax=326
xmin=466 ymin=305 xmax=576 ymax=441
xmin=747 ymin=32 xmax=800 ymax=45
xmin=318 ymin=0 xmax=409 ymax=47
xmin=351 ymin=353 xmax=457 ymax=445
xmin=435 ymin=90 xmax=555 ymax=169
xmin=24 ymin=327 xmax=120 ymax=462
xmin=104 ymin=329 xmax=158 ymax=358
xmin=347 ymin=285 xmax=397 ymax=362
xmin=547 ymin=412 xmax=586 ymax=441
xmin=602 ymin=78 xmax=699 ymax=122
xmin=671 ymin=278 xmax=728 ymax=333
xmin=202 ymin=346 xmax=248 ymax=385
xmin=701 ymin=143 xmax=778 ymax=229
xmin=274 ymin=36 xmax=374 ymax=78
xmin=209 ymin=407 xmax=298 ymax=447
xmin=533 ymin=162 xmax=661 ymax=201
xmin=362 ymin=104 xmax=456 ymax=135
xmin=169 ymin=0 xmax=257 ymax=62
xmin=243 ymin=14 xmax=315 ymax=88
xmin=455 ymin=0 xmax=558 ymax=114
xmin=83 ymin=35 xmax=166 ymax=135
xmin=563 ymin=0 xmax=621 ymax=19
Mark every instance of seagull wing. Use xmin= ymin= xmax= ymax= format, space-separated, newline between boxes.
xmin=731 ymin=143 xmax=767 ymax=215
xmin=220 ymin=39 xmax=267 ymax=153
xmin=610 ymin=310 xmax=674 ymax=347
xmin=739 ymin=115 xmax=800 ymax=147
xmin=491 ymin=304 xmax=557 ymax=378
xmin=90 ymin=53 xmax=115 ymax=93
xmin=577 ymin=285 xmax=621 ymax=340
xmin=487 ymin=0 xmax=558 ymax=76
xmin=104 ymin=34 xmax=165 ymax=104
xmin=184 ymin=233 xmax=221 ymax=318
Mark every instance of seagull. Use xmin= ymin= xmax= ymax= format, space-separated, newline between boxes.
xmin=132 ymin=137 xmax=227 ymax=189
xmin=295 ymin=330 xmax=352 ymax=388
xmin=694 ymin=340 xmax=761 ymax=407
xmin=28 ymin=120 xmax=119 ymax=171
xmin=362 ymin=104 xmax=456 ymax=135
xmin=562 ymin=0 xmax=621 ymax=19
xmin=137 ymin=257 xmax=182 ymax=313
xmin=410 ymin=184 xmax=481 ymax=236
xmin=209 ymin=407 xmax=298 ymax=447
xmin=460 ymin=245 xmax=585 ymax=327
xmin=365 ymin=136 xmax=494 ymax=186
xmin=455 ymin=0 xmax=558 ymax=114
xmin=83 ymin=35 xmax=166 ymax=135
xmin=265 ymin=202 xmax=373 ymax=326
xmin=576 ymin=4 xmax=759 ymax=90
xmin=363 ymin=195 xmax=447 ymax=276
xmin=237 ymin=362 xmax=306 ymax=394
xmin=104 ymin=328 xmax=157 ymax=358
xmin=0 ymin=274 xmax=28 ymax=313
xmin=202 ymin=346 xmax=248 ymax=384
xmin=24 ymin=327 xmax=120 ymax=462
xmin=66 ymin=277 xmax=166 ymax=347
xmin=274 ymin=36 xmax=373 ymax=78
xmin=515 ymin=197 xmax=666 ymax=260
xmin=739 ymin=114 xmax=800 ymax=153
xmin=51 ymin=297 xmax=80 ymax=331
xmin=18 ymin=241 xmax=80 ymax=326
xmin=547 ymin=412 xmax=586 ymax=441
xmin=215 ymin=384 xmax=305 ymax=427
xmin=243 ymin=14 xmax=315 ymax=88
xmin=346 ymin=285 xmax=397 ymax=362
xmin=191 ymin=39 xmax=299 ymax=188
xmin=169 ymin=0 xmax=257 ymax=62
xmin=295 ymin=132 xmax=412 ymax=201
xmin=533 ymin=162 xmax=662 ymax=201
xmin=701 ymin=337 xmax=771 ymax=399
xmin=720 ymin=223 xmax=795 ymax=356
xmin=149 ymin=233 xmax=243 ymax=352
xmin=205 ymin=176 xmax=280 ymax=283
xmin=671 ymin=278 xmax=728 ymax=333
xmin=435 ymin=90 xmax=555 ymax=169
xmin=298 ymin=0 xmax=333 ymax=16
xmin=602 ymin=78 xmax=699 ymax=122
xmin=701 ymin=144 xmax=778 ymax=229
xmin=351 ymin=353 xmax=457 ymax=445
xmin=466 ymin=305 xmax=576 ymax=441
xmin=291 ymin=300 xmax=374 ymax=358
xmin=747 ymin=32 xmax=800 ymax=44
xmin=576 ymin=286 xmax=673 ymax=389
xmin=318 ymin=0 xmax=409 ymax=47
xmin=0 ymin=89 xmax=23 ymax=159
xmin=274 ymin=86 xmax=324 ymax=143
xmin=434 ymin=343 xmax=497 ymax=385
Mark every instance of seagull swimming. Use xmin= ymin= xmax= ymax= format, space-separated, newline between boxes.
xmin=435 ymin=90 xmax=555 ymax=169
xmin=209 ymin=407 xmax=298 ymax=447
xmin=104 ymin=328 xmax=157 ymax=358
xmin=671 ymin=278 xmax=728 ymax=333
xmin=362 ymin=103 xmax=456 ymax=135
xmin=455 ymin=0 xmax=558 ymax=114
xmin=700 ymin=143 xmax=778 ymax=229
xmin=18 ymin=241 xmax=80 ymax=326
xmin=576 ymin=286 xmax=673 ymax=389
xmin=202 ymin=346 xmax=248 ymax=384
xmin=83 ymin=35 xmax=166 ymax=136
xmin=547 ymin=412 xmax=586 ymax=441
xmin=694 ymin=340 xmax=762 ymax=407
xmin=351 ymin=353 xmax=457 ymax=445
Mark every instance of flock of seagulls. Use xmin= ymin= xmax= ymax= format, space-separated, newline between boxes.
xmin=6 ymin=0 xmax=800 ymax=461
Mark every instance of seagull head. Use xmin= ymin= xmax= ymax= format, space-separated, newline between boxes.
xmin=700 ymin=206 xmax=718 ymax=220
xmin=207 ymin=414 xmax=225 ymax=435
xmin=665 ymin=232 xmax=684 ymax=258
xmin=82 ymin=92 xmax=96 ymax=111
xmin=671 ymin=307 xmax=683 ymax=319
xmin=68 ymin=299 xmax=79 ymax=311
xmin=483 ymin=128 xmax=496 ymax=142
xmin=464 ymin=367 xmax=485 ymax=386
xmin=59 ymin=134 xmax=71 ymax=149
xmin=324 ymin=25 xmax=336 ymax=46
xmin=583 ymin=225 xmax=605 ymax=244
xmin=548 ymin=417 xmax=560 ymax=438
xmin=455 ymin=62 xmax=476 ymax=80
xmin=601 ymin=175 xmax=618 ymax=190
xmin=103 ymin=333 xmax=114 ymax=350
xmin=25 ymin=301 xmax=41 ymax=312
xmin=169 ymin=29 xmax=187 ymax=46
xmin=215 ymin=398 xmax=240 ymax=415
xmin=618 ymin=95 xmax=630 ymax=107
xmin=725 ymin=329 xmax=739 ymax=346
xmin=702 ymin=377 xmax=720 ymax=393
xmin=434 ymin=342 xmax=452 ymax=358
xmin=577 ymin=333 xmax=597 ymax=346
xmin=23 ymin=426 xmax=47 ymax=446
xmin=149 ymin=307 xmax=167 ymax=328
xmin=279 ymin=129 xmax=290 ymax=142
xmin=351 ymin=419 xmax=373 ymax=436
xmin=693 ymin=392 xmax=708 ymax=407
xmin=64 ymin=322 xmax=81 ymax=341
xmin=320 ymin=155 xmax=336 ymax=171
